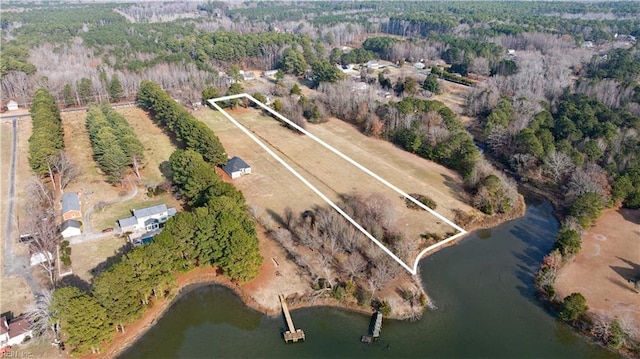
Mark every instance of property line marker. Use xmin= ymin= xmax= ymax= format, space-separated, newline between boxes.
xmin=208 ymin=94 xmax=467 ymax=274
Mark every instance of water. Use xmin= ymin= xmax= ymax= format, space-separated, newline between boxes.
xmin=121 ymin=198 xmax=618 ymax=358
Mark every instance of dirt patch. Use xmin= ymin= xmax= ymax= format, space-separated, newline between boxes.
xmin=555 ymin=208 xmax=640 ymax=340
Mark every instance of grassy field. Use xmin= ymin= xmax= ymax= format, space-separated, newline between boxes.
xmin=69 ymin=235 xmax=128 ymax=283
xmin=555 ymin=208 xmax=640 ymax=340
xmin=195 ymin=107 xmax=475 ymax=264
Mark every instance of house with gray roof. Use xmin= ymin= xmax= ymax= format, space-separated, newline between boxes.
xmin=118 ymin=204 xmax=177 ymax=246
xmin=61 ymin=219 xmax=82 ymax=238
xmin=222 ymin=156 xmax=251 ymax=179
xmin=61 ymin=192 xmax=81 ymax=221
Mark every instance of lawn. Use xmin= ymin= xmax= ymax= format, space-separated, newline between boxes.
xmin=195 ymin=106 xmax=474 ymax=266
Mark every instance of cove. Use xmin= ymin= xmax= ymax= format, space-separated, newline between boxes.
xmin=120 ymin=197 xmax=618 ymax=358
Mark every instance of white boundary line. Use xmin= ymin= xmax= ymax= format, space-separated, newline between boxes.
xmin=208 ymin=94 xmax=467 ymax=274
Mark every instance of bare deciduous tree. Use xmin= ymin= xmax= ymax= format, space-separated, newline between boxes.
xmin=341 ymin=252 xmax=367 ymax=280
xmin=48 ymin=151 xmax=79 ymax=192
xmin=543 ymin=151 xmax=574 ymax=182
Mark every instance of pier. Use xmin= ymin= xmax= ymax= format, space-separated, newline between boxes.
xmin=361 ymin=311 xmax=383 ymax=344
xmin=279 ymin=294 xmax=305 ymax=343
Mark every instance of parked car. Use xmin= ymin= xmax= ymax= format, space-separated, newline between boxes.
xmin=102 ymin=227 xmax=113 ymax=233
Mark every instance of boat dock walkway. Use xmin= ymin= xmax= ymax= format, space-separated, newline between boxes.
xmin=361 ymin=311 xmax=383 ymax=344
xmin=279 ymin=294 xmax=305 ymax=343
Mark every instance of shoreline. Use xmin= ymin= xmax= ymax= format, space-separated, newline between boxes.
xmin=84 ymin=197 xmax=527 ymax=359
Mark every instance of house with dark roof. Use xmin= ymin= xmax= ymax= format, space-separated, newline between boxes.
xmin=61 ymin=192 xmax=81 ymax=221
xmin=1 ymin=315 xmax=33 ymax=349
xmin=61 ymin=219 xmax=82 ymax=238
xmin=118 ymin=204 xmax=177 ymax=246
xmin=222 ymin=156 xmax=251 ymax=179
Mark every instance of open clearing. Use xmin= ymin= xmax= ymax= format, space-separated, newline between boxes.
xmin=555 ymin=208 xmax=640 ymax=340
xmin=69 ymin=235 xmax=128 ymax=283
xmin=197 ymin=95 xmax=473 ymax=273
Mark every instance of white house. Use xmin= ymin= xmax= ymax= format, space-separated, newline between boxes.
xmin=1 ymin=316 xmax=33 ymax=348
xmin=222 ymin=156 xmax=251 ymax=179
xmin=262 ymin=69 xmax=279 ymax=77
xmin=60 ymin=219 xmax=82 ymax=238
xmin=118 ymin=204 xmax=176 ymax=245
xmin=30 ymin=251 xmax=53 ymax=267
xmin=6 ymin=101 xmax=18 ymax=111
xmin=366 ymin=60 xmax=381 ymax=69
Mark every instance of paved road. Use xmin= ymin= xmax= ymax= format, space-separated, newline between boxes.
xmin=3 ymin=117 xmax=42 ymax=296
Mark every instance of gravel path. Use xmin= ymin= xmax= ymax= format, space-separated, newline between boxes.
xmin=2 ymin=117 xmax=43 ymax=296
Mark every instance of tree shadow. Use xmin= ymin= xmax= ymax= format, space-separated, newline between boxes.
xmin=618 ymin=207 xmax=640 ymax=225
xmin=440 ymin=174 xmax=469 ymax=203
xmin=159 ymin=160 xmax=172 ymax=180
xmin=58 ymin=274 xmax=91 ymax=293
xmin=89 ymin=244 xmax=131 ymax=284
xmin=608 ymin=277 xmax=639 ymax=294
xmin=611 ymin=256 xmax=640 ymax=282
xmin=266 ymin=208 xmax=285 ymax=228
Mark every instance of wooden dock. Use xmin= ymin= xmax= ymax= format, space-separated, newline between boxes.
xmin=361 ymin=311 xmax=383 ymax=344
xmin=373 ymin=311 xmax=382 ymax=338
xmin=360 ymin=311 xmax=382 ymax=344
xmin=279 ymin=294 xmax=305 ymax=343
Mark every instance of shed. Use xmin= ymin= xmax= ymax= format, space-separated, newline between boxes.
xmin=222 ymin=156 xmax=251 ymax=179
xmin=6 ymin=101 xmax=18 ymax=111
xmin=30 ymin=251 xmax=53 ymax=266
xmin=61 ymin=219 xmax=82 ymax=238
xmin=62 ymin=192 xmax=81 ymax=220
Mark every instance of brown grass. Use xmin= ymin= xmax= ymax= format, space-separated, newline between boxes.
xmin=69 ymin=235 xmax=128 ymax=283
xmin=555 ymin=208 xmax=640 ymax=340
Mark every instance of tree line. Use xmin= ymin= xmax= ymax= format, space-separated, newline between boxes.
xmin=49 ymin=82 xmax=262 ymax=354
xmin=28 ymin=88 xmax=65 ymax=185
xmin=137 ymin=80 xmax=227 ymax=166
xmin=86 ymin=104 xmax=145 ymax=184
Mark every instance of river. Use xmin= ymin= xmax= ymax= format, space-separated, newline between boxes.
xmin=121 ymin=197 xmax=618 ymax=358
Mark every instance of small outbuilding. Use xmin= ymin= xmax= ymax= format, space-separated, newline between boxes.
xmin=6 ymin=101 xmax=18 ymax=111
xmin=30 ymin=251 xmax=53 ymax=267
xmin=222 ymin=156 xmax=251 ymax=179
xmin=62 ymin=192 xmax=81 ymax=221
xmin=61 ymin=219 xmax=82 ymax=238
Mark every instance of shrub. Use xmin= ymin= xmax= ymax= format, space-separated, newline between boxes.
xmin=559 ymin=292 xmax=588 ymax=322
xmin=378 ymin=300 xmax=392 ymax=316
xmin=406 ymin=193 xmax=437 ymax=210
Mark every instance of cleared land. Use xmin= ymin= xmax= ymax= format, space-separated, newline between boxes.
xmin=195 ymin=104 xmax=474 ymax=269
xmin=555 ymin=208 xmax=640 ymax=340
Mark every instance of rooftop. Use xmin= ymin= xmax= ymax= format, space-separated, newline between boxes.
xmin=223 ymin=156 xmax=250 ymax=174
xmin=133 ymin=204 xmax=169 ymax=219
xmin=62 ymin=192 xmax=81 ymax=214
xmin=61 ymin=219 xmax=81 ymax=231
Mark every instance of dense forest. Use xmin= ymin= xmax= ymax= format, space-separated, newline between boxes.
xmin=3 ymin=1 xmax=639 ymax=355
